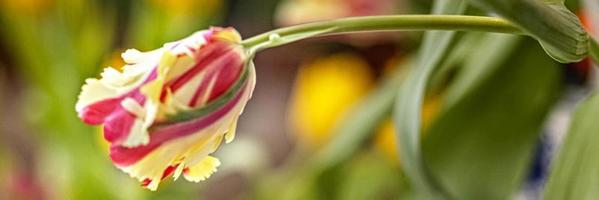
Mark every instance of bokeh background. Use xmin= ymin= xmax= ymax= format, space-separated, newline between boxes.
xmin=0 ymin=0 xmax=596 ymax=199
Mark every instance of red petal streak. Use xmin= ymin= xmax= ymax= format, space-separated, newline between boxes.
xmin=102 ymin=90 xmax=147 ymax=144
xmin=110 ymin=84 xmax=247 ymax=166
xmin=141 ymin=178 xmax=152 ymax=187
xmin=79 ymin=97 xmax=125 ymax=125
xmin=103 ymin=109 xmax=137 ymax=143
xmin=188 ymin=52 xmax=243 ymax=107
xmin=188 ymin=66 xmax=220 ymax=107
xmin=78 ymin=69 xmax=158 ymax=145
xmin=139 ymin=164 xmax=180 ymax=188
xmin=206 ymin=52 xmax=244 ymax=102
xmin=165 ymin=41 xmax=237 ymax=94
xmin=161 ymin=164 xmax=180 ymax=180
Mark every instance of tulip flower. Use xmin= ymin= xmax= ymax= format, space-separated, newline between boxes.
xmin=75 ymin=27 xmax=255 ymax=190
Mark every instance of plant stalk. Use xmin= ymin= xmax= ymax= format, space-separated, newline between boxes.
xmin=241 ymin=15 xmax=522 ymax=50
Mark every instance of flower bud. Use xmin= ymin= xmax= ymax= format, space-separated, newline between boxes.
xmin=75 ymin=27 xmax=255 ymax=190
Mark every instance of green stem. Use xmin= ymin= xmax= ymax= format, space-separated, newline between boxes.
xmin=241 ymin=15 xmax=522 ymax=50
xmin=590 ymin=39 xmax=599 ymax=66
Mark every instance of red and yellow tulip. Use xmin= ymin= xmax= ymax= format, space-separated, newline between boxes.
xmin=75 ymin=27 xmax=255 ymax=190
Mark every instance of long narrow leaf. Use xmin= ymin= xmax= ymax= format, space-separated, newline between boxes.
xmin=443 ymin=33 xmax=520 ymax=107
xmin=393 ymin=0 xmax=467 ymax=197
xmin=590 ymin=39 xmax=599 ymax=65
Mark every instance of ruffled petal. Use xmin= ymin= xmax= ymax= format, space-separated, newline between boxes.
xmin=114 ymin=118 xmax=229 ymax=190
xmin=183 ymin=156 xmax=221 ymax=182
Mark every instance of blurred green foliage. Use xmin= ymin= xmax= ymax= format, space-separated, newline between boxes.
xmin=0 ymin=0 xmax=596 ymax=199
xmin=0 ymin=0 xmax=221 ymax=199
xmin=425 ymin=35 xmax=561 ymax=199
xmin=544 ymin=90 xmax=599 ymax=200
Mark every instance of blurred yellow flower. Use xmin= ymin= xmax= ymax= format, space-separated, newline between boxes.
xmin=374 ymin=119 xmax=397 ymax=162
xmin=102 ymin=49 xmax=127 ymax=72
xmin=148 ymin=0 xmax=221 ymax=16
xmin=276 ymin=0 xmax=397 ymax=26
xmin=421 ymin=94 xmax=443 ymax=131
xmin=374 ymin=94 xmax=443 ymax=162
xmin=289 ymin=53 xmax=374 ymax=147
xmin=0 ymin=0 xmax=52 ymax=15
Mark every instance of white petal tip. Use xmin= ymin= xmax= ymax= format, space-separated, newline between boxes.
xmin=122 ymin=49 xmax=142 ymax=63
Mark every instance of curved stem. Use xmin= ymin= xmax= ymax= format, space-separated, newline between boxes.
xmin=242 ymin=15 xmax=523 ymax=50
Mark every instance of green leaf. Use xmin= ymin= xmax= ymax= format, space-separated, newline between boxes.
xmin=443 ymin=33 xmax=520 ymax=107
xmin=424 ymin=37 xmax=561 ymax=199
xmin=590 ymin=39 xmax=599 ymax=65
xmin=468 ymin=0 xmax=589 ymax=63
xmin=336 ymin=153 xmax=404 ymax=200
xmin=393 ymin=0 xmax=467 ymax=197
xmin=543 ymin=92 xmax=599 ymax=199
xmin=544 ymin=0 xmax=564 ymax=4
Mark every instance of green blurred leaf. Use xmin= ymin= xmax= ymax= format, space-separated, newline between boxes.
xmin=443 ymin=33 xmax=520 ymax=107
xmin=468 ymin=0 xmax=589 ymax=63
xmin=336 ymin=153 xmax=404 ymax=200
xmin=424 ymin=37 xmax=561 ymax=199
xmin=254 ymin=166 xmax=320 ymax=200
xmin=0 ymin=3 xmax=141 ymax=199
xmin=393 ymin=0 xmax=467 ymax=197
xmin=590 ymin=39 xmax=599 ymax=65
xmin=543 ymin=91 xmax=599 ymax=199
xmin=544 ymin=0 xmax=564 ymax=4
xmin=128 ymin=0 xmax=220 ymax=50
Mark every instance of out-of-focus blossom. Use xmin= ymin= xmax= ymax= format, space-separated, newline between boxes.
xmin=275 ymin=0 xmax=397 ymax=26
xmin=583 ymin=0 xmax=599 ymax=39
xmin=374 ymin=119 xmax=398 ymax=162
xmin=101 ymin=50 xmax=127 ymax=72
xmin=275 ymin=0 xmax=400 ymax=46
xmin=131 ymin=0 xmax=223 ymax=50
xmin=579 ymin=12 xmax=593 ymax=36
xmin=0 ymin=0 xmax=52 ymax=15
xmin=289 ymin=53 xmax=373 ymax=147
xmin=374 ymin=95 xmax=442 ymax=162
xmin=147 ymin=0 xmax=221 ymax=17
xmin=421 ymin=94 xmax=443 ymax=131
xmin=5 ymin=170 xmax=46 ymax=200
xmin=76 ymin=27 xmax=255 ymax=190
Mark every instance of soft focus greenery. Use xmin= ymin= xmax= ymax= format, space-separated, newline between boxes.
xmin=0 ymin=0 xmax=597 ymax=199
